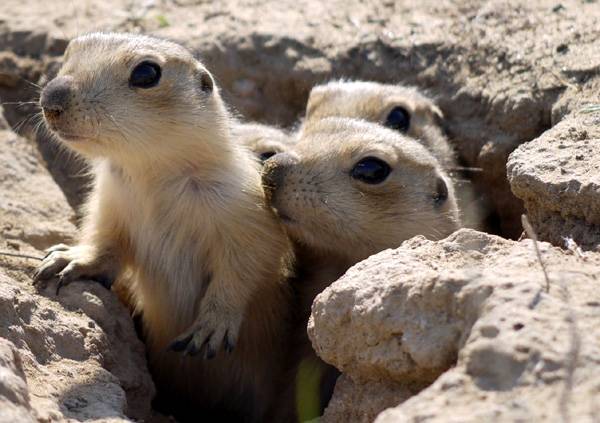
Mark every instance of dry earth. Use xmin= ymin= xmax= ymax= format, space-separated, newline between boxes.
xmin=0 ymin=0 xmax=599 ymax=422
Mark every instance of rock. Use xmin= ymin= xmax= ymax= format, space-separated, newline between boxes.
xmin=0 ymin=127 xmax=154 ymax=421
xmin=310 ymin=229 xmax=600 ymax=422
xmin=0 ymin=338 xmax=36 ymax=423
xmin=321 ymin=376 xmax=414 ymax=423
xmin=508 ymin=111 xmax=600 ymax=250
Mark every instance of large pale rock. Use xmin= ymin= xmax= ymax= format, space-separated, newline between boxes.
xmin=508 ymin=111 xmax=600 ymax=250
xmin=0 ymin=127 xmax=154 ymax=422
xmin=1 ymin=0 xmax=599 ymax=236
xmin=0 ymin=338 xmax=35 ymax=423
xmin=310 ymin=229 xmax=600 ymax=422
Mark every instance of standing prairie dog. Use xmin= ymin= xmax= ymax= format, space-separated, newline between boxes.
xmin=262 ymin=117 xmax=460 ymax=421
xmin=301 ymin=80 xmax=456 ymax=170
xmin=34 ymin=33 xmax=293 ymax=421
xmin=232 ymin=121 xmax=296 ymax=163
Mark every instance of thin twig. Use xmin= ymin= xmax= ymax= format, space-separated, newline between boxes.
xmin=448 ymin=166 xmax=483 ymax=173
xmin=0 ymin=251 xmax=44 ymax=261
xmin=580 ymin=104 xmax=600 ymax=114
xmin=521 ymin=214 xmax=550 ymax=292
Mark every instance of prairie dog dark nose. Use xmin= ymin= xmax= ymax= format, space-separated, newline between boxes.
xmin=40 ymin=75 xmax=74 ymax=118
xmin=262 ymin=152 xmax=299 ymax=202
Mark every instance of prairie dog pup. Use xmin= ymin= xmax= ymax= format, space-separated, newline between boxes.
xmin=302 ymin=80 xmax=456 ymax=169
xmin=265 ymin=118 xmax=460 ymax=260
xmin=263 ymin=118 xmax=460 ymax=420
xmin=232 ymin=121 xmax=296 ymax=162
xmin=304 ymin=80 xmax=484 ymax=231
xmin=35 ymin=33 xmax=292 ymax=420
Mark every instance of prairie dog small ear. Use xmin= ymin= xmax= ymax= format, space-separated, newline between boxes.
xmin=305 ymin=86 xmax=327 ymax=118
xmin=197 ymin=68 xmax=214 ymax=93
xmin=62 ymin=39 xmax=78 ymax=61
xmin=430 ymin=103 xmax=444 ymax=121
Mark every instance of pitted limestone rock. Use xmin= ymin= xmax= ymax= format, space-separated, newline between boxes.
xmin=310 ymin=229 xmax=600 ymax=422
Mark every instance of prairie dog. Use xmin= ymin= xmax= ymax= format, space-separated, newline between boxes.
xmin=34 ymin=33 xmax=292 ymax=421
xmin=262 ymin=117 xmax=460 ymax=421
xmin=232 ymin=121 xmax=296 ymax=163
xmin=303 ymin=80 xmax=483 ymax=231
xmin=302 ymin=80 xmax=456 ymax=169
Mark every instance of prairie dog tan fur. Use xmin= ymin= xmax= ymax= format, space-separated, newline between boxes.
xmin=262 ymin=117 xmax=460 ymax=420
xmin=302 ymin=80 xmax=456 ymax=169
xmin=34 ymin=33 xmax=292 ymax=421
xmin=233 ymin=121 xmax=295 ymax=162
xmin=303 ymin=80 xmax=484 ymax=231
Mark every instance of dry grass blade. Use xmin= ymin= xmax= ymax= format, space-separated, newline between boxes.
xmin=0 ymin=251 xmax=44 ymax=261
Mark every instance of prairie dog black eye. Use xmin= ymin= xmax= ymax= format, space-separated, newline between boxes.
xmin=259 ymin=151 xmax=277 ymax=162
xmin=129 ymin=61 xmax=161 ymax=89
xmin=351 ymin=157 xmax=391 ymax=184
xmin=433 ymin=177 xmax=448 ymax=205
xmin=385 ymin=106 xmax=410 ymax=132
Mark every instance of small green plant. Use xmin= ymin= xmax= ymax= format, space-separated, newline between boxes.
xmin=156 ymin=14 xmax=170 ymax=28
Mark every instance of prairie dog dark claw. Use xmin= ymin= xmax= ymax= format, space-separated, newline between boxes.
xmin=204 ymin=345 xmax=216 ymax=360
xmin=171 ymin=299 xmax=242 ymax=360
xmin=55 ymin=276 xmax=65 ymax=295
xmin=33 ymin=245 xmax=116 ymax=296
xmin=168 ymin=334 xmax=193 ymax=352
xmin=223 ymin=331 xmax=235 ymax=354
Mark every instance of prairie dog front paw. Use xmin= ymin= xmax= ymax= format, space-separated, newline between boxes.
xmin=169 ymin=298 xmax=243 ymax=359
xmin=34 ymin=244 xmax=117 ymax=294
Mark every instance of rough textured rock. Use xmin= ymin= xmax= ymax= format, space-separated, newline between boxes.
xmin=1 ymin=0 xmax=599 ymax=237
xmin=508 ymin=111 xmax=600 ymax=250
xmin=321 ymin=376 xmax=415 ymax=423
xmin=0 ymin=338 xmax=36 ymax=423
xmin=310 ymin=229 xmax=600 ymax=422
xmin=0 ymin=127 xmax=154 ymax=422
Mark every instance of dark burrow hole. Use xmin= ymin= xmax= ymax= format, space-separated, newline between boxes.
xmin=0 ymin=45 xmax=558 ymax=422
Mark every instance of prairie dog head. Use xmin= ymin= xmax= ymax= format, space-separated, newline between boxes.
xmin=40 ymin=33 xmax=225 ymax=167
xmin=262 ymin=118 xmax=460 ymax=263
xmin=232 ymin=122 xmax=296 ymax=163
xmin=303 ymin=80 xmax=454 ymax=168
